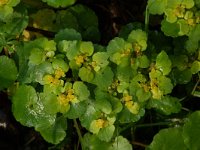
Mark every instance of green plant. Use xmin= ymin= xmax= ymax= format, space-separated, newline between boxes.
xmin=0 ymin=0 xmax=200 ymax=149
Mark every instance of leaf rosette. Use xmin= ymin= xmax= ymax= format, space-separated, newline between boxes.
xmin=107 ymin=37 xmax=133 ymax=67
xmin=0 ymin=0 xmax=20 ymax=21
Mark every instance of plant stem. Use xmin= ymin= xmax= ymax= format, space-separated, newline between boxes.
xmin=132 ymin=141 xmax=148 ymax=148
xmin=145 ymin=5 xmax=149 ymax=33
xmin=182 ymin=107 xmax=190 ymax=112
xmin=135 ymin=122 xmax=171 ymax=128
xmin=191 ymin=73 xmax=200 ymax=96
xmin=119 ymin=121 xmax=171 ymax=133
xmin=73 ymin=119 xmax=83 ymax=149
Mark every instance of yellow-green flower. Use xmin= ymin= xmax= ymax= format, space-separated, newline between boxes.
xmin=55 ymin=68 xmax=65 ymax=79
xmin=65 ymin=89 xmax=78 ymax=103
xmin=0 ymin=0 xmax=8 ymax=6
xmin=125 ymin=101 xmax=140 ymax=114
xmin=150 ymin=78 xmax=163 ymax=99
xmin=57 ymin=94 xmax=69 ymax=107
xmin=75 ymin=55 xmax=85 ymax=65
xmin=90 ymin=118 xmax=109 ymax=134
xmin=122 ymin=93 xmax=140 ymax=114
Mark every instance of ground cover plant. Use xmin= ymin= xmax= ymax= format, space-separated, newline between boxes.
xmin=0 ymin=0 xmax=200 ymax=149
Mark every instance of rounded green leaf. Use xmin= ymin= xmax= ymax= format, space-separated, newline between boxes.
xmin=147 ymin=96 xmax=181 ymax=115
xmin=109 ymin=97 xmax=123 ymax=114
xmin=165 ymin=8 xmax=177 ymax=23
xmin=170 ymin=55 xmax=188 ymax=71
xmin=161 ymin=20 xmax=180 ymax=37
xmin=73 ymin=81 xmax=90 ymax=101
xmin=36 ymin=116 xmax=67 ymax=144
xmin=148 ymin=127 xmax=187 ymax=150
xmin=55 ymin=10 xmax=79 ymax=32
xmin=52 ymin=58 xmax=69 ymax=72
xmin=0 ymin=56 xmax=18 ymax=90
xmin=148 ymin=0 xmax=167 ymax=15
xmin=41 ymin=38 xmax=56 ymax=52
xmin=68 ymin=4 xmax=99 ymax=29
xmin=177 ymin=19 xmax=190 ymax=36
xmin=172 ymin=68 xmax=192 ymax=84
xmin=54 ymin=28 xmax=82 ymax=42
xmin=80 ymin=105 xmax=101 ymax=129
xmin=92 ymin=67 xmax=114 ymax=90
xmin=40 ymin=92 xmax=59 ymax=115
xmin=30 ymin=62 xmax=54 ymax=84
xmin=82 ymin=26 xmax=100 ymax=42
xmin=107 ymin=37 xmax=132 ymax=55
xmin=12 ymin=85 xmax=56 ymax=127
xmin=79 ymin=67 xmax=94 ymax=82
xmin=66 ymin=101 xmax=87 ymax=119
xmin=92 ymin=52 xmax=109 ymax=70
xmin=1 ymin=6 xmax=28 ymax=35
xmin=118 ymin=107 xmax=145 ymax=123
xmin=58 ymin=40 xmax=78 ymax=54
xmin=109 ymin=136 xmax=132 ymax=150
xmin=182 ymin=0 xmax=195 ymax=8
xmin=31 ymin=9 xmax=56 ymax=32
xmin=82 ymin=133 xmax=111 ymax=150
xmin=156 ymin=50 xmax=172 ymax=75
xmin=42 ymin=0 xmax=76 ymax=8
xmin=191 ymin=60 xmax=200 ymax=74
xmin=7 ymin=0 xmax=20 ymax=7
xmin=136 ymin=88 xmax=151 ymax=102
xmin=137 ymin=55 xmax=150 ymax=68
xmin=186 ymin=24 xmax=200 ymax=53
xmin=158 ymin=75 xmax=173 ymax=95
xmin=0 ymin=5 xmax=13 ymax=21
xmin=95 ymin=91 xmax=113 ymax=114
xmin=183 ymin=111 xmax=200 ymax=150
xmin=29 ymin=48 xmax=44 ymax=65
xmin=116 ymin=66 xmax=133 ymax=82
xmin=127 ymin=29 xmax=147 ymax=51
xmin=80 ymin=41 xmax=94 ymax=56
xmin=97 ymin=125 xmax=115 ymax=142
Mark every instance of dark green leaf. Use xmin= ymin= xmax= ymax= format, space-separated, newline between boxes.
xmin=148 ymin=127 xmax=186 ymax=150
xmin=172 ymin=68 xmax=192 ymax=84
xmin=156 ymin=50 xmax=172 ymax=75
xmin=148 ymin=0 xmax=167 ymax=15
xmin=97 ymin=125 xmax=115 ymax=142
xmin=118 ymin=107 xmax=145 ymax=123
xmin=0 ymin=56 xmax=18 ymax=90
xmin=42 ymin=0 xmax=76 ymax=8
xmin=66 ymin=101 xmax=87 ymax=119
xmin=82 ymin=133 xmax=111 ymax=150
xmin=161 ymin=20 xmax=180 ymax=37
xmin=109 ymin=136 xmax=132 ymax=150
xmin=147 ymin=96 xmax=181 ymax=115
xmin=54 ymin=28 xmax=82 ymax=42
xmin=79 ymin=67 xmax=94 ymax=82
xmin=80 ymin=105 xmax=101 ymax=130
xmin=183 ymin=111 xmax=200 ymax=150
xmin=191 ymin=60 xmax=200 ymax=74
xmin=12 ymin=85 xmax=56 ymax=127
xmin=36 ymin=116 xmax=67 ymax=144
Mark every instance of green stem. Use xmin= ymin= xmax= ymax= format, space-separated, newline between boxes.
xmin=135 ymin=122 xmax=171 ymax=128
xmin=145 ymin=6 xmax=149 ymax=33
xmin=191 ymin=73 xmax=200 ymax=96
xmin=73 ymin=119 xmax=83 ymax=149
xmin=119 ymin=121 xmax=171 ymax=133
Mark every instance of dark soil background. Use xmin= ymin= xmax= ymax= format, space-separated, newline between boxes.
xmin=77 ymin=0 xmax=147 ymax=44
xmin=0 ymin=0 xmax=199 ymax=150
